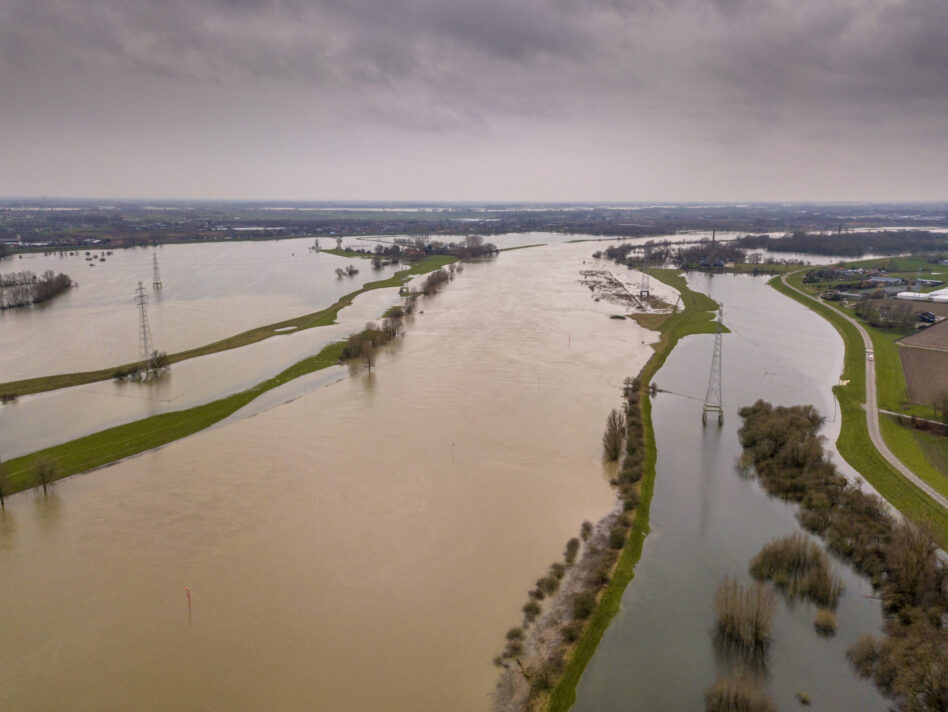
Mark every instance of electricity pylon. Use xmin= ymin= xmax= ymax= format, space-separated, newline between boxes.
xmin=639 ymin=248 xmax=650 ymax=298
xmin=702 ymin=306 xmax=724 ymax=426
xmin=135 ymin=281 xmax=155 ymax=372
xmin=152 ymin=251 xmax=162 ymax=290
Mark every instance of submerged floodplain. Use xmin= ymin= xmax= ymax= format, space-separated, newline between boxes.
xmin=0 ymin=242 xmax=664 ymax=711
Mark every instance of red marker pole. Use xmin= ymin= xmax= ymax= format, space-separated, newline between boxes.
xmin=185 ymin=587 xmax=191 ymax=611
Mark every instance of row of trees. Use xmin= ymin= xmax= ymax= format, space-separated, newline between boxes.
xmin=853 ymin=298 xmax=917 ymax=333
xmin=735 ymin=230 xmax=948 ymax=257
xmin=0 ymin=270 xmax=73 ymax=309
xmin=492 ymin=376 xmax=651 ymax=708
xmin=739 ymin=400 xmax=948 ymax=711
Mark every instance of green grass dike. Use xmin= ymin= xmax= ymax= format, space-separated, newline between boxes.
xmin=0 ymin=255 xmax=456 ymax=495
xmin=0 ymin=255 xmax=455 ymax=399
xmin=1 ymin=342 xmax=346 ymax=495
xmin=769 ymin=273 xmax=948 ymax=544
xmin=545 ymin=268 xmax=721 ymax=712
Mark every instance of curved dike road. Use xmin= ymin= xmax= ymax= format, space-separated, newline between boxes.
xmin=781 ymin=271 xmax=948 ymax=510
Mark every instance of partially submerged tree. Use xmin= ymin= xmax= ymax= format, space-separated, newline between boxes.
xmin=602 ymin=408 xmax=625 ymax=461
xmin=0 ymin=458 xmax=8 ymax=508
xmin=362 ymin=345 xmax=378 ymax=373
xmin=34 ymin=455 xmax=58 ymax=495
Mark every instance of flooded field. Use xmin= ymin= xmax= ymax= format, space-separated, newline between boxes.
xmin=0 ymin=243 xmax=661 ymax=711
xmin=0 ymin=238 xmax=896 ymax=712
xmin=0 ymin=236 xmax=404 ymax=381
xmin=571 ymin=273 xmax=887 ymax=711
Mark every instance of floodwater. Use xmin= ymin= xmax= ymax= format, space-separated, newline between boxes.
xmin=571 ymin=273 xmax=888 ymax=712
xmin=0 ymin=236 xmax=402 ymax=381
xmin=0 ymin=243 xmax=666 ymax=711
xmin=0 ymin=232 xmax=664 ymax=457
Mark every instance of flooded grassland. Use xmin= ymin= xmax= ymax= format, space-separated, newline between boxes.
xmin=0 ymin=243 xmax=665 ymax=711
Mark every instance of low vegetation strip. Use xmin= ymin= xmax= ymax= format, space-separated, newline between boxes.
xmin=0 ymin=255 xmax=455 ymax=398
xmin=770 ymin=273 xmax=948 ymax=538
xmin=543 ymin=269 xmax=721 ymax=712
xmin=0 ymin=265 xmax=459 ymax=498
xmin=0 ymin=342 xmax=346 ymax=495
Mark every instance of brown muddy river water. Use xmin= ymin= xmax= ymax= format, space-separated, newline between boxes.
xmin=0 ymin=243 xmax=663 ymax=710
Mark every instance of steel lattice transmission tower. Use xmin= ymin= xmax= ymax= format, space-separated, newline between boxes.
xmin=639 ymin=248 xmax=650 ymax=298
xmin=702 ymin=306 xmax=724 ymax=426
xmin=135 ymin=281 xmax=155 ymax=372
xmin=152 ymin=251 xmax=163 ymax=290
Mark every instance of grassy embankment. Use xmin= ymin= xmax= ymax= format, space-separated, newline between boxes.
xmin=319 ymin=248 xmax=374 ymax=258
xmin=769 ymin=274 xmax=948 ymax=543
xmin=1 ymin=256 xmax=455 ymax=495
xmin=719 ymin=263 xmax=801 ymax=275
xmin=0 ymin=255 xmax=455 ymax=398
xmin=783 ymin=271 xmax=948 ymax=485
xmin=546 ymin=268 xmax=721 ymax=712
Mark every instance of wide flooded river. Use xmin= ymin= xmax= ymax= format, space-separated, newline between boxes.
xmin=572 ymin=272 xmax=887 ymax=711
xmin=0 ymin=238 xmax=891 ymax=711
xmin=0 ymin=242 xmax=664 ymax=711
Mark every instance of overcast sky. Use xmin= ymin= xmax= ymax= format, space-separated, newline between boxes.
xmin=1 ymin=0 xmax=946 ymax=201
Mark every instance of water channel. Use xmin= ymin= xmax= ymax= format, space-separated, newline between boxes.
xmin=572 ymin=272 xmax=888 ymax=711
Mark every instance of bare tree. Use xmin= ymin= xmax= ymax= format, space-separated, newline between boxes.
xmin=602 ymin=408 xmax=625 ymax=461
xmin=34 ymin=455 xmax=57 ymax=495
xmin=0 ymin=458 xmax=8 ymax=508
xmin=362 ymin=345 xmax=378 ymax=373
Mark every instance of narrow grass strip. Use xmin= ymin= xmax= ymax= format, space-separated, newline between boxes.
xmin=2 ymin=342 xmax=346 ymax=495
xmin=546 ymin=269 xmax=719 ymax=712
xmin=0 ymin=255 xmax=454 ymax=398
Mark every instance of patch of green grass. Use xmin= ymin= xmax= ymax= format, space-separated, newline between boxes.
xmin=878 ymin=416 xmax=948 ymax=498
xmin=2 ymin=342 xmax=346 ymax=496
xmin=914 ymin=429 xmax=948 ymax=480
xmin=546 ymin=269 xmax=719 ymax=712
xmin=0 ymin=255 xmax=455 ymax=398
xmin=320 ymin=248 xmax=374 ymax=259
xmin=499 ymin=243 xmax=547 ymax=252
xmin=721 ymin=263 xmax=800 ymax=275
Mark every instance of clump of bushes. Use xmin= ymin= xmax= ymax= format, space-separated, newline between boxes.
xmin=740 ymin=401 xmax=948 ymax=711
xmin=714 ymin=577 xmax=775 ymax=651
xmin=814 ymin=608 xmax=836 ymax=636
xmin=339 ymin=312 xmax=406 ymax=365
xmin=704 ymin=669 xmax=776 ymax=712
xmin=421 ymin=268 xmax=450 ymax=295
xmin=749 ymin=534 xmax=843 ymax=608
xmin=572 ymin=592 xmax=597 ymax=620
xmin=564 ymin=537 xmax=580 ymax=565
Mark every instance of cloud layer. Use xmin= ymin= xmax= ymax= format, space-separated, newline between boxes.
xmin=1 ymin=0 xmax=946 ymax=199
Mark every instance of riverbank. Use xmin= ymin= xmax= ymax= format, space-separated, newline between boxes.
xmin=769 ymin=273 xmax=948 ymax=544
xmin=0 ymin=255 xmax=454 ymax=398
xmin=519 ymin=268 xmax=720 ymax=712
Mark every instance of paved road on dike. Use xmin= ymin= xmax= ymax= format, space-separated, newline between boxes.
xmin=780 ymin=272 xmax=948 ymax=510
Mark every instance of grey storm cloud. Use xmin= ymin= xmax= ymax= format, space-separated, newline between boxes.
xmin=0 ymin=0 xmax=946 ymax=199
xmin=4 ymin=0 xmax=946 ymax=114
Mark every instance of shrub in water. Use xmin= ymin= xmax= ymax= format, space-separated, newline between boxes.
xmin=714 ymin=577 xmax=775 ymax=650
xmin=814 ymin=608 xmax=837 ymax=636
xmin=704 ymin=669 xmax=776 ymax=712
xmin=749 ymin=534 xmax=843 ymax=608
